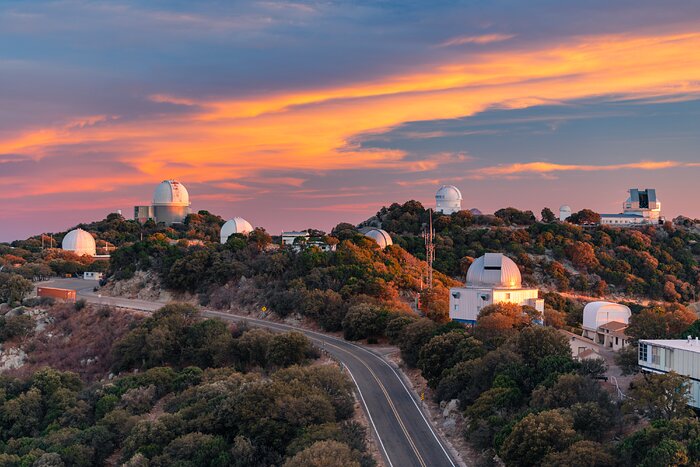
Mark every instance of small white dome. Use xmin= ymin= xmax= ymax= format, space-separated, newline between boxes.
xmin=582 ymin=301 xmax=631 ymax=331
xmin=436 ymin=185 xmax=463 ymax=202
xmin=62 ymin=228 xmax=96 ymax=256
xmin=466 ymin=253 xmax=521 ymax=288
xmin=559 ymin=205 xmax=572 ymax=221
xmin=153 ymin=180 xmax=190 ymax=206
xmin=220 ymin=217 xmax=254 ymax=243
xmin=364 ymin=228 xmax=393 ymax=249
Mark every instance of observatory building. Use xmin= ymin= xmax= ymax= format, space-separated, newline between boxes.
xmin=134 ymin=180 xmax=191 ymax=226
xmin=62 ymin=228 xmax=96 ymax=257
xmin=559 ymin=205 xmax=572 ymax=221
xmin=449 ymin=253 xmax=543 ymax=324
xmin=581 ymin=301 xmax=631 ymax=350
xmin=364 ymin=228 xmax=393 ymax=249
xmin=220 ymin=217 xmax=254 ymax=243
xmin=600 ymin=188 xmax=662 ymax=226
xmin=435 ymin=185 xmax=462 ymax=214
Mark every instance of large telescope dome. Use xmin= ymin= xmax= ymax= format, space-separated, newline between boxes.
xmin=466 ymin=253 xmax=521 ymax=288
xmin=436 ymin=185 xmax=462 ymax=214
xmin=220 ymin=217 xmax=254 ymax=243
xmin=62 ymin=228 xmax=97 ymax=256
xmin=153 ymin=180 xmax=190 ymax=206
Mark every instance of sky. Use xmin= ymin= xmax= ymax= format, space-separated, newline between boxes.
xmin=1 ymin=0 xmax=700 ymax=241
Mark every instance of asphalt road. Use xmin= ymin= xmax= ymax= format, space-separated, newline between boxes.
xmin=38 ymin=278 xmax=462 ymax=467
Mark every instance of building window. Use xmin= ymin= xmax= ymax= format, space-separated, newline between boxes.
xmin=651 ymin=346 xmax=661 ymax=365
xmin=665 ymin=349 xmax=673 ymax=369
xmin=505 ymin=293 xmax=511 ymax=300
xmin=639 ymin=344 xmax=648 ymax=362
xmin=615 ymin=337 xmax=619 ymax=345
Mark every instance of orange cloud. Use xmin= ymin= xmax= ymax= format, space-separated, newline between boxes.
xmin=476 ymin=160 xmax=684 ymax=176
xmin=4 ymin=30 xmax=700 ymax=199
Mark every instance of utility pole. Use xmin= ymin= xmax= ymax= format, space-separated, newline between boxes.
xmin=423 ymin=209 xmax=435 ymax=290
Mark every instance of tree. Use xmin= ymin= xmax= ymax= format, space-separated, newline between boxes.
xmin=568 ymin=209 xmax=601 ymax=225
xmin=541 ymin=207 xmax=556 ymax=223
xmin=615 ymin=345 xmax=640 ymax=375
xmin=417 ymin=331 xmax=484 ymax=387
xmin=624 ymin=371 xmax=693 ymax=420
xmin=398 ymin=319 xmax=439 ymax=367
xmin=627 ymin=306 xmax=696 ymax=340
xmin=500 ymin=409 xmax=578 ymax=467
xmin=475 ymin=303 xmax=535 ymax=347
xmin=565 ymin=242 xmax=599 ymax=270
xmin=0 ymin=272 xmax=33 ymax=305
xmin=342 ymin=303 xmax=387 ymax=341
xmin=267 ymin=332 xmax=311 ymax=367
xmin=543 ymin=440 xmax=615 ymax=467
xmin=283 ymin=440 xmax=360 ymax=467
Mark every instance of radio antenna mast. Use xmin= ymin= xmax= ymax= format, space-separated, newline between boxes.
xmin=423 ymin=209 xmax=435 ymax=289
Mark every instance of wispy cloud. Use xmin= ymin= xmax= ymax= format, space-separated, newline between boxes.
xmin=439 ymin=33 xmax=515 ymax=47
xmin=474 ymin=160 xmax=692 ymax=177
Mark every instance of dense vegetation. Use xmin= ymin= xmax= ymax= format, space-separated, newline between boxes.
xmin=0 ymin=303 xmax=374 ymax=466
xmin=107 ymin=226 xmax=457 ymax=335
xmin=368 ymin=201 xmax=700 ymax=302
xmin=386 ymin=302 xmax=700 ymax=466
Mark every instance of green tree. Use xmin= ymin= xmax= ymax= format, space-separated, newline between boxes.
xmin=543 ymin=440 xmax=615 ymax=467
xmin=541 ymin=207 xmax=556 ymax=223
xmin=417 ymin=331 xmax=483 ymax=387
xmin=283 ymin=440 xmax=360 ymax=467
xmin=268 ymin=332 xmax=311 ymax=367
xmin=342 ymin=303 xmax=387 ymax=341
xmin=624 ymin=371 xmax=692 ymax=420
xmin=500 ymin=409 xmax=578 ymax=467
xmin=0 ymin=272 xmax=33 ymax=305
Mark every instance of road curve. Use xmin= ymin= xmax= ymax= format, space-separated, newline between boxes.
xmin=40 ymin=279 xmax=462 ymax=467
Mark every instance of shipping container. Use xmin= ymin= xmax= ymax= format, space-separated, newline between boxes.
xmin=37 ymin=287 xmax=77 ymax=302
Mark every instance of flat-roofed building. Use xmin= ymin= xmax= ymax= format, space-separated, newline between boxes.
xmin=638 ymin=339 xmax=700 ymax=408
xmin=600 ymin=188 xmax=662 ymax=226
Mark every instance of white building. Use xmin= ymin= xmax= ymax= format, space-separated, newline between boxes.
xmin=364 ymin=228 xmax=393 ymax=249
xmin=281 ymin=231 xmax=337 ymax=252
xmin=83 ymin=272 xmax=104 ymax=281
xmin=559 ymin=205 xmax=572 ymax=221
xmin=220 ymin=217 xmax=253 ymax=243
xmin=449 ymin=253 xmax=543 ymax=324
xmin=638 ymin=339 xmax=700 ymax=408
xmin=600 ymin=188 xmax=662 ymax=226
xmin=134 ymin=180 xmax=191 ymax=225
xmin=436 ymin=185 xmax=462 ymax=214
xmin=62 ymin=228 xmax=97 ymax=257
xmin=582 ymin=301 xmax=631 ymax=350
xmin=281 ymin=231 xmax=310 ymax=247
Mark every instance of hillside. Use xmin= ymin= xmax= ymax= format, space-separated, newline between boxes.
xmin=0 ymin=302 xmax=374 ymax=466
xmin=365 ymin=201 xmax=700 ymax=304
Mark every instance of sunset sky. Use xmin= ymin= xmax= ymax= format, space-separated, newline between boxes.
xmin=2 ymin=1 xmax=700 ymax=241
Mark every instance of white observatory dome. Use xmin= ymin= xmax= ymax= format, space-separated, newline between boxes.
xmin=220 ymin=217 xmax=254 ymax=243
xmin=153 ymin=180 xmax=190 ymax=206
xmin=62 ymin=228 xmax=97 ymax=256
xmin=466 ymin=253 xmax=521 ymax=288
xmin=559 ymin=205 xmax=572 ymax=221
xmin=436 ymin=185 xmax=463 ymax=214
xmin=364 ymin=228 xmax=393 ymax=249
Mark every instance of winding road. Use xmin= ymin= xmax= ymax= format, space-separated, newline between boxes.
xmin=38 ymin=279 xmax=463 ymax=467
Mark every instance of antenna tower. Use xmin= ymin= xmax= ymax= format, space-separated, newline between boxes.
xmin=423 ymin=209 xmax=435 ymax=289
